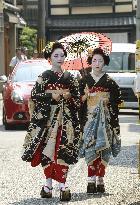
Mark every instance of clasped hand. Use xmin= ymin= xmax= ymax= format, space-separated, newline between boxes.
xmin=82 ymin=87 xmax=89 ymax=102
xmin=52 ymin=90 xmax=71 ymax=101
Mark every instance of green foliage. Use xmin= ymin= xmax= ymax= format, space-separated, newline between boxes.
xmin=19 ymin=26 xmax=37 ymax=58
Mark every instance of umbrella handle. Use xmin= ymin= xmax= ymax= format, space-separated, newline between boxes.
xmin=79 ymin=52 xmax=84 ymax=68
xmin=79 ymin=52 xmax=86 ymax=77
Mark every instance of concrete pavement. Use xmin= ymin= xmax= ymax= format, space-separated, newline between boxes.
xmin=0 ymin=94 xmax=140 ymax=204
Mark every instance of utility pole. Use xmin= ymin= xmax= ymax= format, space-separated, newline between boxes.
xmin=37 ymin=0 xmax=46 ymax=57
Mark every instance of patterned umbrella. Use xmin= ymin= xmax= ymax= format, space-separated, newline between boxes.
xmin=58 ymin=32 xmax=112 ymax=71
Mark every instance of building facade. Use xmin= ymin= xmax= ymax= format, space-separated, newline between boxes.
xmin=21 ymin=0 xmax=137 ymax=43
xmin=0 ymin=0 xmax=26 ymax=77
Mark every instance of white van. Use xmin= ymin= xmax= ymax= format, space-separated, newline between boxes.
xmin=104 ymin=43 xmax=138 ymax=109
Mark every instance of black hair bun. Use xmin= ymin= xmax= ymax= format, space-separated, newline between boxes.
xmin=43 ymin=42 xmax=67 ymax=59
xmin=87 ymin=47 xmax=110 ymax=66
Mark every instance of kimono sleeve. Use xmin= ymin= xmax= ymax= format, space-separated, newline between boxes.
xmin=78 ymin=77 xmax=88 ymax=132
xmin=109 ymin=79 xmax=122 ymax=106
xmin=67 ymin=76 xmax=81 ymax=109
xmin=31 ymin=74 xmax=52 ymax=103
xmin=79 ymin=77 xmax=86 ymax=96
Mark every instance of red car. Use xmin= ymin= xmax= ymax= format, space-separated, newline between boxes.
xmin=0 ymin=59 xmax=51 ymax=130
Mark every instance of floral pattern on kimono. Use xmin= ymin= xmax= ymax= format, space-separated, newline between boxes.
xmin=21 ymin=70 xmax=81 ymax=167
xmin=79 ymin=73 xmax=122 ymax=165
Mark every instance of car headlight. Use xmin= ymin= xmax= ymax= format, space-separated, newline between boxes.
xmin=11 ymin=90 xmax=24 ymax=104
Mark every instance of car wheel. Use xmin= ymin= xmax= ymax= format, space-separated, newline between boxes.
xmin=2 ymin=107 xmax=12 ymax=130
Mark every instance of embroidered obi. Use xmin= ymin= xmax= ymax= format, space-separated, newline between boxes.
xmin=45 ymin=84 xmax=69 ymax=94
xmin=45 ymin=84 xmax=69 ymax=105
xmin=87 ymin=86 xmax=110 ymax=110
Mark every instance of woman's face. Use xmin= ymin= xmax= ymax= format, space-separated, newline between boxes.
xmin=91 ymin=54 xmax=105 ymax=73
xmin=50 ymin=48 xmax=65 ymax=67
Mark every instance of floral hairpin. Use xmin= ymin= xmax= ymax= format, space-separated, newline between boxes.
xmin=42 ymin=41 xmax=54 ymax=54
xmin=87 ymin=45 xmax=111 ymax=57
xmin=87 ymin=48 xmax=93 ymax=57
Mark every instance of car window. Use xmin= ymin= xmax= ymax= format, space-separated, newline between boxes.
xmin=104 ymin=52 xmax=135 ymax=72
xmin=12 ymin=63 xmax=50 ymax=82
xmin=104 ymin=52 xmax=123 ymax=72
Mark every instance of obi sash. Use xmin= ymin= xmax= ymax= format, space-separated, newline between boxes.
xmin=45 ymin=84 xmax=69 ymax=94
xmin=87 ymin=86 xmax=110 ymax=108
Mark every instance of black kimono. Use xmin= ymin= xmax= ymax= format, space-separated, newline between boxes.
xmin=79 ymin=72 xmax=122 ymax=135
xmin=79 ymin=72 xmax=122 ymax=168
xmin=21 ymin=70 xmax=81 ymax=182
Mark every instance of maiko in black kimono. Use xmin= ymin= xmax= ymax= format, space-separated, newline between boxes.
xmin=79 ymin=72 xmax=122 ymax=135
xmin=79 ymin=72 xmax=122 ymax=174
xmin=22 ymin=70 xmax=80 ymax=183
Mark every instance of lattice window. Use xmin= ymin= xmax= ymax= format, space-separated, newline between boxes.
xmin=17 ymin=0 xmax=23 ymax=5
xmin=26 ymin=9 xmax=38 ymax=21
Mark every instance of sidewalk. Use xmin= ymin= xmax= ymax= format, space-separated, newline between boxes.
xmin=66 ymin=114 xmax=140 ymax=205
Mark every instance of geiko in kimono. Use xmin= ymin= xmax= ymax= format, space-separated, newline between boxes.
xmin=21 ymin=42 xmax=80 ymax=201
xmin=79 ymin=48 xmax=122 ymax=194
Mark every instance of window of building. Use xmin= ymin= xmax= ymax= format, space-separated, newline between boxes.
xmin=69 ymin=0 xmax=114 ymax=7
xmin=50 ymin=0 xmax=69 ymax=5
xmin=17 ymin=0 xmax=23 ymax=5
xmin=5 ymin=0 xmax=14 ymax=5
xmin=26 ymin=9 xmax=38 ymax=21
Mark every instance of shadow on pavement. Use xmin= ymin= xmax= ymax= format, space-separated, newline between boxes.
xmin=0 ymin=124 xmax=27 ymax=132
xmin=10 ymin=196 xmax=60 ymax=205
xmin=70 ymin=191 xmax=110 ymax=202
xmin=10 ymin=192 xmax=111 ymax=205
xmin=109 ymin=144 xmax=138 ymax=169
xmin=128 ymin=202 xmax=140 ymax=205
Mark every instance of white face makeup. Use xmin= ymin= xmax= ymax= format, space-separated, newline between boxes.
xmin=50 ymin=48 xmax=65 ymax=68
xmin=91 ymin=54 xmax=105 ymax=73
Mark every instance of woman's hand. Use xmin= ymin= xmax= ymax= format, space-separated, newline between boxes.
xmin=63 ymin=91 xmax=71 ymax=100
xmin=84 ymin=86 xmax=89 ymax=97
xmin=102 ymin=97 xmax=109 ymax=106
xmin=52 ymin=93 xmax=61 ymax=101
xmin=82 ymin=85 xmax=89 ymax=102
xmin=81 ymin=95 xmax=87 ymax=102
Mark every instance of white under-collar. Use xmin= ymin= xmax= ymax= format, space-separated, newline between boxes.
xmin=91 ymin=72 xmax=105 ymax=82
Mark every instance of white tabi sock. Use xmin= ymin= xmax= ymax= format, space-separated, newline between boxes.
xmin=88 ymin=176 xmax=96 ymax=183
xmin=96 ymin=176 xmax=104 ymax=185
xmin=59 ymin=182 xmax=68 ymax=191
xmin=44 ymin=178 xmax=52 ymax=193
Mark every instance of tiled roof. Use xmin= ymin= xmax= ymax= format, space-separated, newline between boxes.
xmin=47 ymin=16 xmax=136 ymax=29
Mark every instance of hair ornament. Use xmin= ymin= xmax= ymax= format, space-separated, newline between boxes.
xmin=42 ymin=41 xmax=54 ymax=55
